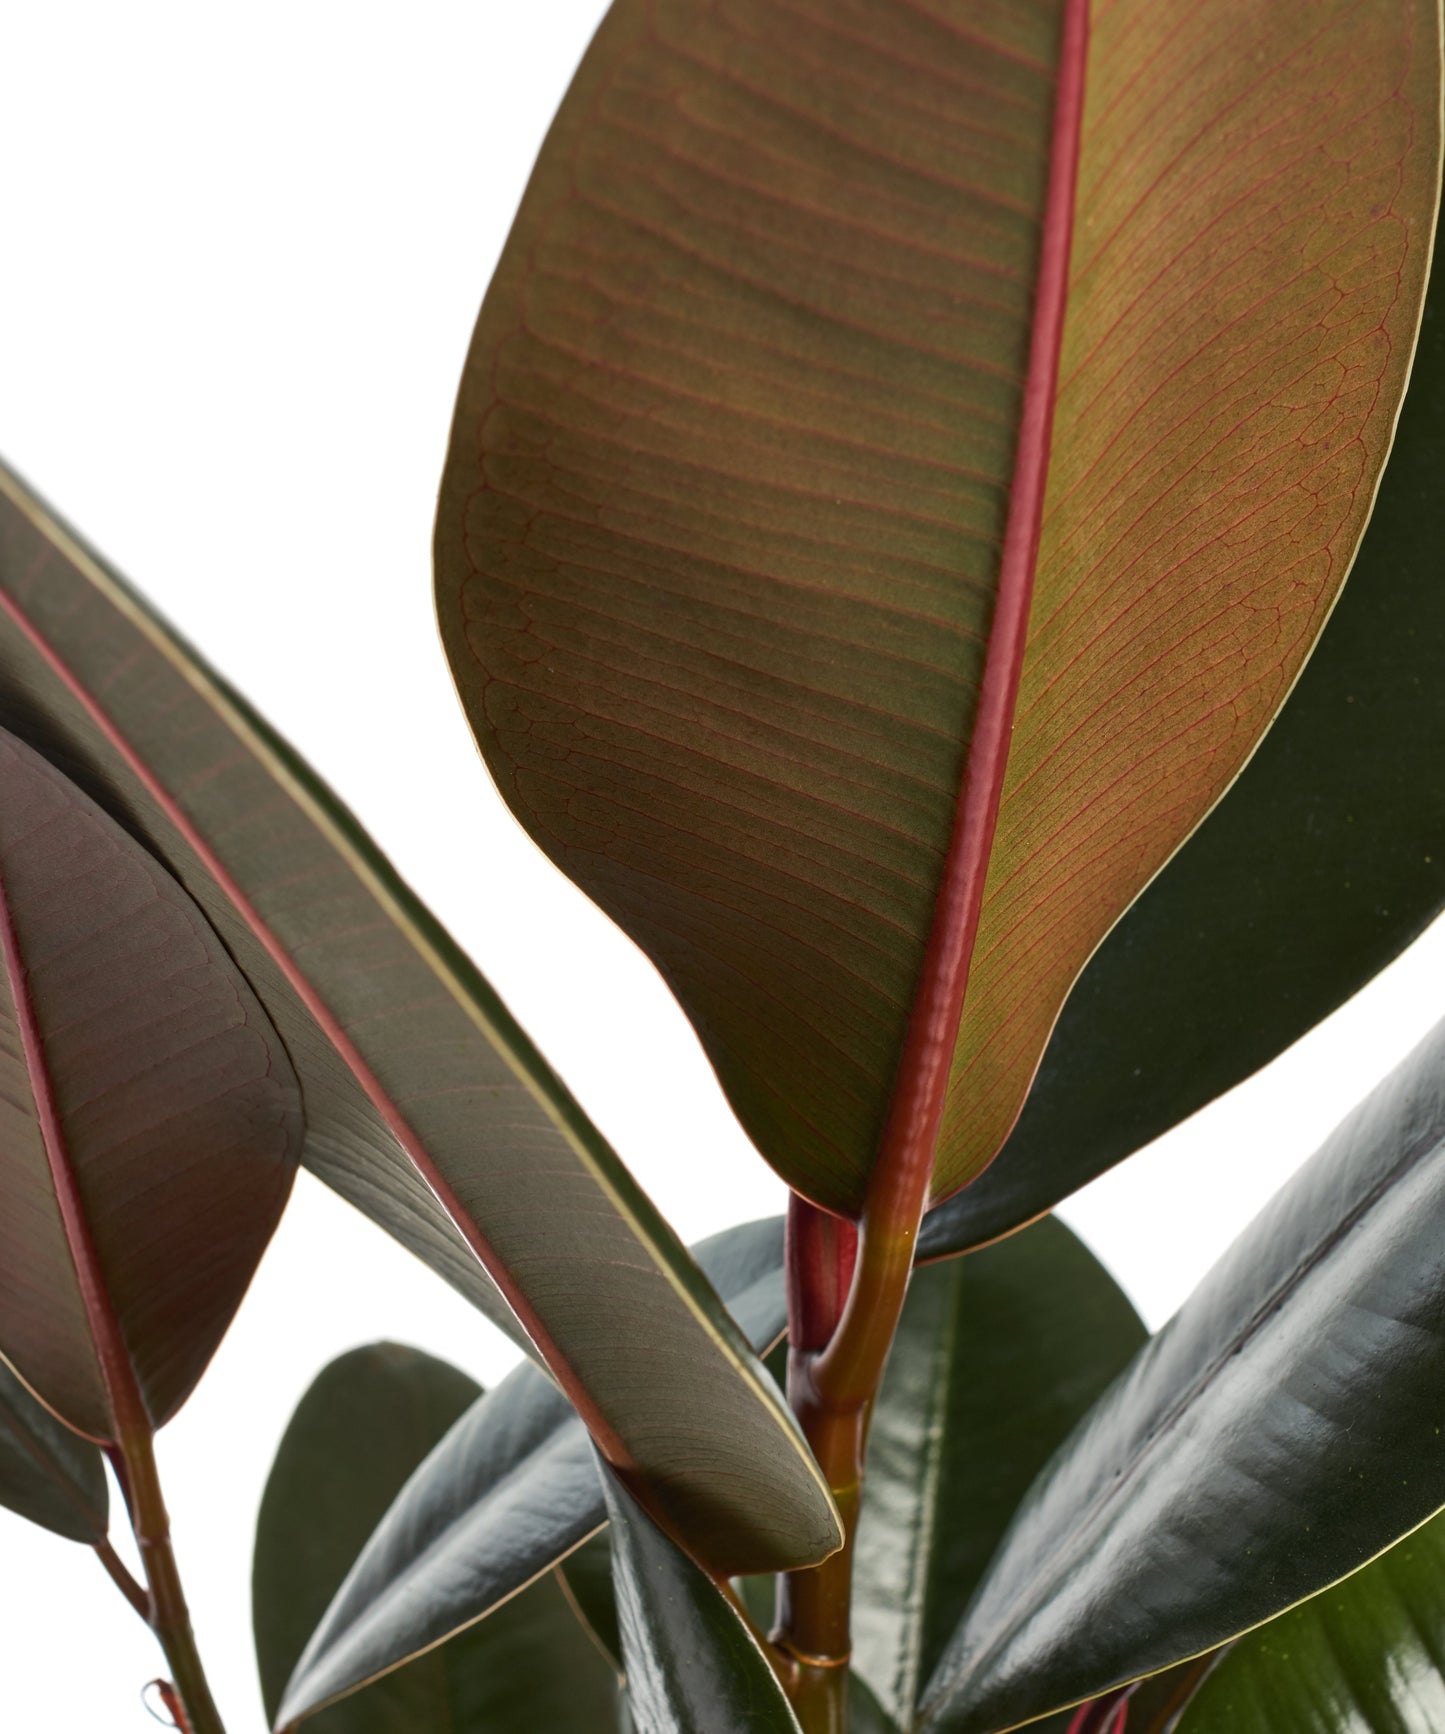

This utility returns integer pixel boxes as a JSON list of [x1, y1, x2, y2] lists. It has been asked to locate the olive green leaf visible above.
[[1176, 1509, 1445, 1734], [921, 1010, 1445, 1732]]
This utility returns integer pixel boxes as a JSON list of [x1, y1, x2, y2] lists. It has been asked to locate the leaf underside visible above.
[[0, 467, 839, 1573], [436, 0, 1440, 1216], [602, 1461, 802, 1734], [0, 728, 301, 1440], [922, 226, 1445, 1259], [274, 1218, 787, 1729]]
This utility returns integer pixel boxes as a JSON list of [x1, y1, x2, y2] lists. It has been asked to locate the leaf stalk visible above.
[[93, 1534, 150, 1623], [110, 1432, 227, 1734]]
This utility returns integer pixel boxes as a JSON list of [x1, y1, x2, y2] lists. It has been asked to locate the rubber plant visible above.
[[1, 2, 1443, 1731]]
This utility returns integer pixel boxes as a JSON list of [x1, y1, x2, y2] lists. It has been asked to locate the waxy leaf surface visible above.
[[0, 470, 838, 1572], [852, 1218, 1144, 1730], [1177, 1510, 1445, 1734], [255, 1343, 617, 1733], [602, 1464, 802, 1734], [0, 1355, 108, 1544], [275, 1219, 786, 1728], [0, 729, 300, 1440], [437, 0, 1440, 1214], [921, 1010, 1445, 1734], [923, 237, 1445, 1259]]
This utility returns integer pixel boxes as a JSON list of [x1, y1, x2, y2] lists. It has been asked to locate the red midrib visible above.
[[0, 585, 634, 1473], [866, 0, 1090, 1225], [0, 861, 149, 1448]]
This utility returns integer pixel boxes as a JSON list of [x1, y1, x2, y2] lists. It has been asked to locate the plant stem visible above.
[[93, 1535, 150, 1622], [110, 1433, 227, 1734]]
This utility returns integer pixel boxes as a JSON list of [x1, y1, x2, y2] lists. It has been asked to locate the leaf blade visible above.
[[254, 1342, 618, 1734], [0, 1356, 108, 1544], [0, 475, 839, 1572], [1176, 1511, 1445, 1734], [933, 0, 1442, 1197], [921, 1009, 1445, 1733], [436, 0, 1441, 1215], [602, 1462, 802, 1734], [275, 1218, 788, 1728], [852, 1218, 1145, 1728], [0, 728, 301, 1438], [922, 231, 1445, 1259]]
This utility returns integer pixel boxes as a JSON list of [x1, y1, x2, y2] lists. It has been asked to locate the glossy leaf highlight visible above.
[[255, 1342, 617, 1733], [1178, 1511, 1445, 1733], [922, 1009, 1445, 1733], [275, 1219, 787, 1728]]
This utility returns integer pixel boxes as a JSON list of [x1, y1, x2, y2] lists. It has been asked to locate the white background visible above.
[[2, 6, 1444, 1730]]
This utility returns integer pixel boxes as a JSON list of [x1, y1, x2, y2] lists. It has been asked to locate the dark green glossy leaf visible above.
[[276, 1219, 786, 1727], [601, 1462, 800, 1734], [0, 471, 838, 1573], [0, 728, 301, 1440], [0, 1356, 107, 1543], [921, 235, 1445, 1260], [853, 1219, 1145, 1729], [256, 1342, 617, 1733], [921, 1011, 1445, 1733], [1177, 1511, 1445, 1733], [848, 1675, 899, 1734], [255, 1344, 481, 1724]]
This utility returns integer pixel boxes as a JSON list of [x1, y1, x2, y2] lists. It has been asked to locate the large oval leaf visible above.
[[255, 1342, 617, 1733], [602, 1462, 801, 1734], [852, 1218, 1144, 1730], [0, 470, 838, 1573], [1176, 1509, 1445, 1734], [435, 0, 1440, 1215], [920, 1009, 1445, 1734], [0, 1355, 108, 1544], [275, 1218, 787, 1728], [0, 727, 300, 1439], [923, 234, 1445, 1258]]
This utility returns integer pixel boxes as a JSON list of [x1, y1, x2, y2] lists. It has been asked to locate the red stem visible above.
[[0, 871, 226, 1734], [775, 1, 1090, 1722], [786, 1197, 858, 1354]]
